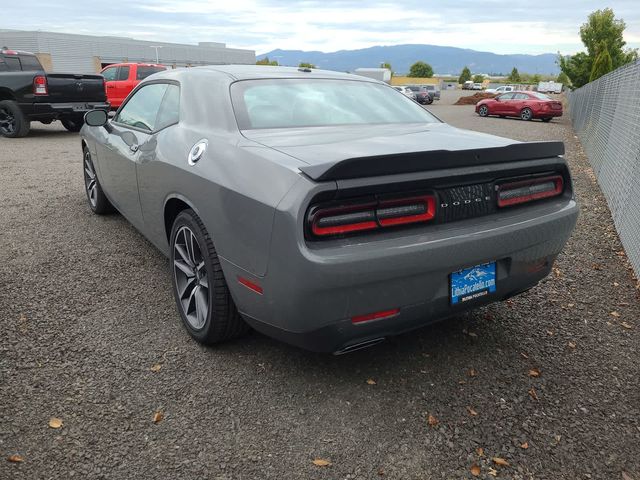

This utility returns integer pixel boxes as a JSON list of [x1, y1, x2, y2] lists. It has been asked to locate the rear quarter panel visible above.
[[135, 72, 305, 277]]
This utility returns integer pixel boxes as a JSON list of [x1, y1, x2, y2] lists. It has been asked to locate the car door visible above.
[[112, 65, 131, 106], [99, 82, 170, 227], [493, 93, 513, 115], [102, 66, 119, 104], [512, 93, 529, 115]]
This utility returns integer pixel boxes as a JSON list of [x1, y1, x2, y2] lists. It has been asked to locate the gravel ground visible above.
[[1, 95, 639, 480]]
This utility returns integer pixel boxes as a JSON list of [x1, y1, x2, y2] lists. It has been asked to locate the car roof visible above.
[[103, 62, 165, 68], [171, 64, 377, 82]]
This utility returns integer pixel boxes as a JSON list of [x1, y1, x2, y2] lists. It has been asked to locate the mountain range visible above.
[[258, 44, 560, 76]]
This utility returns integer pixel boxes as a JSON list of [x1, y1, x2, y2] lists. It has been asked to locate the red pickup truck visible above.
[[100, 63, 166, 108]]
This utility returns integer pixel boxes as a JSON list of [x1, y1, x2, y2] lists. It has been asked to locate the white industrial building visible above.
[[0, 29, 255, 73]]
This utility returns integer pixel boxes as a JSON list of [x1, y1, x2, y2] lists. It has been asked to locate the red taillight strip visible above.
[[309, 195, 436, 238], [310, 202, 378, 236], [378, 195, 436, 227], [352, 308, 400, 324], [497, 175, 564, 207], [238, 276, 263, 295]]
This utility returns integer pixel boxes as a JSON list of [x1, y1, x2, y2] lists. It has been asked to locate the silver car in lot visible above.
[[393, 85, 417, 101], [80, 65, 578, 353]]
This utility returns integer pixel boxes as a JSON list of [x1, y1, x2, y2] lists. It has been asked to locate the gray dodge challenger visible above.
[[80, 65, 578, 353]]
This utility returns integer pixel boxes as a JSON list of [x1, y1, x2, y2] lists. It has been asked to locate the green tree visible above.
[[408, 61, 434, 78], [256, 57, 278, 66], [298, 62, 315, 69], [472, 74, 484, 83], [458, 66, 472, 84], [559, 8, 638, 88], [590, 41, 614, 82], [507, 67, 521, 83], [531, 74, 541, 84], [556, 71, 570, 86]]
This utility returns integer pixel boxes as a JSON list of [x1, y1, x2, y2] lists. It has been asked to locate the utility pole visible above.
[[150, 45, 163, 64]]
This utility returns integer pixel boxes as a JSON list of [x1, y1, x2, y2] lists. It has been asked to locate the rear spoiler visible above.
[[299, 141, 565, 182]]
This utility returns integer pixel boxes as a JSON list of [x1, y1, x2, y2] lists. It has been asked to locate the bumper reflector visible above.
[[238, 276, 263, 295], [352, 308, 400, 324]]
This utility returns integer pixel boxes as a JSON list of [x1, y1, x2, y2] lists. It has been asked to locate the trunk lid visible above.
[[242, 123, 564, 181]]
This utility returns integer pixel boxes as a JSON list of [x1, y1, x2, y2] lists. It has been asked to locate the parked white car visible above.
[[485, 85, 517, 94], [393, 86, 417, 100]]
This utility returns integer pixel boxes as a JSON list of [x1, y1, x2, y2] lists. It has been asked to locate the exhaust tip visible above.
[[333, 337, 386, 355]]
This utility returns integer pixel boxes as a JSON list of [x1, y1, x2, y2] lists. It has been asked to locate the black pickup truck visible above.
[[0, 48, 109, 138]]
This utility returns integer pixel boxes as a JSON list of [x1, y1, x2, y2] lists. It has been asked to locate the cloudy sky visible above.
[[3, 0, 639, 55]]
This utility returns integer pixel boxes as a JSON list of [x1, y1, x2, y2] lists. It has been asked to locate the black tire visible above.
[[426, 95, 433, 105], [542, 117, 552, 123], [61, 117, 83, 132], [520, 107, 533, 121], [0, 100, 30, 138], [170, 209, 249, 345], [478, 105, 489, 117], [83, 146, 114, 214]]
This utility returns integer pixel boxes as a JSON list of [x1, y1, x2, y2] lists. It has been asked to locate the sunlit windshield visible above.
[[231, 79, 439, 129]]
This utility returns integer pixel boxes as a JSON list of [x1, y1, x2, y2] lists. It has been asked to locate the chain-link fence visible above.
[[568, 60, 640, 278]]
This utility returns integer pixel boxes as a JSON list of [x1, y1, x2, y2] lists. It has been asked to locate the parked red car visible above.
[[475, 91, 563, 122], [100, 63, 167, 108]]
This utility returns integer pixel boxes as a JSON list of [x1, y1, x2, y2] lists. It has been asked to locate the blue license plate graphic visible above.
[[450, 263, 496, 305]]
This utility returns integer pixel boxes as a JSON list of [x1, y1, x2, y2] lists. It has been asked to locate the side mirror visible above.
[[84, 109, 108, 127]]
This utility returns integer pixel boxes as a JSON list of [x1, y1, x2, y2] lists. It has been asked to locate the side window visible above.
[[114, 83, 168, 132], [117, 66, 130, 81], [102, 67, 118, 81], [515, 93, 529, 100], [499, 93, 514, 100], [4, 56, 21, 71], [155, 84, 180, 131]]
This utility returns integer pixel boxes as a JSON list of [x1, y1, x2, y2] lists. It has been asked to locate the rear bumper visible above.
[[224, 197, 579, 353], [19, 101, 110, 120], [535, 110, 563, 118]]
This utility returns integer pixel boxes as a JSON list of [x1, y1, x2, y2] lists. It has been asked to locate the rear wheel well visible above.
[[0, 88, 16, 102], [164, 198, 191, 242]]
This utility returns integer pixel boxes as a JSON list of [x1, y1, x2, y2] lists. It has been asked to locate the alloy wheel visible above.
[[521, 108, 532, 121], [0, 105, 16, 135], [83, 151, 98, 208], [479, 105, 488, 117], [173, 226, 209, 330]]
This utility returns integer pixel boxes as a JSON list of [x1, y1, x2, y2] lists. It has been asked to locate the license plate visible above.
[[450, 262, 496, 305]]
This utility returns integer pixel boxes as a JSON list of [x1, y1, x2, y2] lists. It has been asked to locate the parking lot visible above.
[[1, 92, 639, 480]]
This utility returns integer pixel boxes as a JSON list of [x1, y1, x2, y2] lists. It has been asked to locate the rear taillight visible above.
[[497, 175, 563, 207], [33, 75, 48, 95], [309, 194, 436, 238]]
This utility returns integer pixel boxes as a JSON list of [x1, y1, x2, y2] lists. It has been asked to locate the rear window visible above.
[[530, 92, 552, 100], [18, 55, 42, 71], [137, 66, 166, 80], [231, 79, 439, 130]]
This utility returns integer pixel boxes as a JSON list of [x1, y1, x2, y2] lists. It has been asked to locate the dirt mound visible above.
[[455, 92, 496, 105]]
